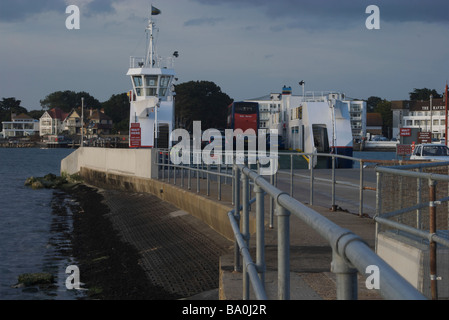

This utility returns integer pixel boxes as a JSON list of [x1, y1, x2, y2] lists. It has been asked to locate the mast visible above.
[[145, 15, 155, 67]]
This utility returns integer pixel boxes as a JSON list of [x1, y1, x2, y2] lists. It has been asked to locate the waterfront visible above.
[[0, 147, 84, 300], [0, 147, 396, 300]]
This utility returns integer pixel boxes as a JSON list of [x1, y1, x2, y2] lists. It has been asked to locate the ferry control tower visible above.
[[126, 7, 177, 148]]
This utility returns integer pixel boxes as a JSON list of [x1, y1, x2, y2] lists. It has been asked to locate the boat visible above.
[[126, 7, 177, 149], [267, 87, 354, 168]]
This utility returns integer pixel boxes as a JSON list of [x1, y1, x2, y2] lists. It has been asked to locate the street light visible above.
[[430, 94, 433, 139], [299, 81, 305, 98], [81, 97, 84, 147]]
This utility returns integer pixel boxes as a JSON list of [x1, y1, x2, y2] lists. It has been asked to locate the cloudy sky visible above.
[[1, 0, 448, 110]]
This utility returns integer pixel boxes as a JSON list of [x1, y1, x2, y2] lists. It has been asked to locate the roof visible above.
[[366, 113, 383, 126], [47, 108, 69, 121], [88, 109, 112, 121], [12, 113, 34, 120]]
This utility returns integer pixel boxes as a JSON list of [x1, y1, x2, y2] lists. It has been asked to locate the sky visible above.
[[1, 0, 448, 110]]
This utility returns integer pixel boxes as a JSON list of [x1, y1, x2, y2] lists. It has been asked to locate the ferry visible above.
[[126, 7, 177, 149], [267, 87, 355, 168]]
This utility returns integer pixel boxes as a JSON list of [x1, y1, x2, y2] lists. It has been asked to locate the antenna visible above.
[[145, 15, 155, 67]]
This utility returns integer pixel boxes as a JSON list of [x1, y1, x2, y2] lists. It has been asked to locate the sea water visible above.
[[0, 147, 86, 300]]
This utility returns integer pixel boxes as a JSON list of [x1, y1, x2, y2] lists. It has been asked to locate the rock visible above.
[[31, 180, 44, 189], [43, 173, 57, 181], [26, 174, 70, 190], [17, 272, 55, 286], [24, 176, 37, 186]]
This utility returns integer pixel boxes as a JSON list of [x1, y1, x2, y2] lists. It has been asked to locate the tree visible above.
[[374, 99, 392, 138], [101, 93, 130, 134], [0, 97, 28, 130], [40, 90, 100, 112], [174, 81, 233, 132], [409, 88, 441, 101], [366, 96, 382, 113]]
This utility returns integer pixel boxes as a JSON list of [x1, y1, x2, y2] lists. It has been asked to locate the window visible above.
[[133, 76, 143, 96], [159, 76, 170, 96], [145, 76, 158, 96]]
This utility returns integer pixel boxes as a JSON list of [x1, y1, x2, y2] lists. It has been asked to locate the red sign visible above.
[[397, 144, 412, 156], [400, 128, 411, 136], [418, 132, 431, 144], [130, 123, 141, 148]]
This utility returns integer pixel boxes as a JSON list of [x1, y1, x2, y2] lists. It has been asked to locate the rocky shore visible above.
[[60, 182, 233, 300], [63, 183, 181, 299]]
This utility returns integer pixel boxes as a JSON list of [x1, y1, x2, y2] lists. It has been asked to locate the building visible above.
[[392, 98, 446, 140], [86, 108, 113, 137], [244, 93, 281, 133], [63, 109, 82, 135], [245, 88, 366, 141], [39, 108, 69, 136], [366, 113, 383, 138], [1, 113, 39, 138]]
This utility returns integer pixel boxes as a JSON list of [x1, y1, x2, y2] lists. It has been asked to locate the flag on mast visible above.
[[151, 6, 161, 15]]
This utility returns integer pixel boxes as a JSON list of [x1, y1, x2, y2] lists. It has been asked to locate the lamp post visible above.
[[430, 94, 433, 140], [81, 97, 84, 147], [299, 81, 305, 99]]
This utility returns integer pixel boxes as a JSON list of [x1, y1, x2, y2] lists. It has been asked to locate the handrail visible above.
[[231, 163, 426, 300], [375, 161, 449, 300]]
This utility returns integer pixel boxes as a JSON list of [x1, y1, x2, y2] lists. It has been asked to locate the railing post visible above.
[[310, 154, 314, 206], [196, 162, 200, 194], [206, 164, 210, 196], [242, 171, 250, 299], [234, 165, 241, 272], [331, 251, 358, 300], [429, 179, 438, 300], [331, 155, 337, 211], [290, 154, 294, 197], [359, 160, 364, 217], [276, 203, 290, 300], [269, 173, 275, 229], [218, 163, 222, 201], [254, 184, 265, 288], [188, 164, 191, 190]]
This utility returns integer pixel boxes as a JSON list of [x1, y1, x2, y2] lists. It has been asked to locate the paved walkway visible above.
[[158, 167, 383, 300]]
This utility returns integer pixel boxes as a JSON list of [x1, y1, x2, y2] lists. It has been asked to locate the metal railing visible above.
[[154, 149, 427, 299], [228, 163, 425, 300], [156, 150, 374, 217], [375, 161, 449, 300]]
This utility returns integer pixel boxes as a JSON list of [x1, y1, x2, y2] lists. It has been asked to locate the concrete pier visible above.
[[61, 147, 382, 300]]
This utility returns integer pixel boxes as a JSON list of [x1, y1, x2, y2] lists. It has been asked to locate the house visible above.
[[366, 113, 383, 139], [86, 108, 113, 137], [39, 108, 69, 136], [63, 109, 82, 135], [1, 113, 39, 138]]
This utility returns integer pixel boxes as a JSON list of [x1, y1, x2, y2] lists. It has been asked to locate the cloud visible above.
[[191, 0, 449, 28], [0, 0, 121, 22], [184, 17, 224, 27], [0, 0, 66, 22]]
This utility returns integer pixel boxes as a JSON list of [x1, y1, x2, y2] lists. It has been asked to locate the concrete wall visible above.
[[60, 147, 239, 241], [377, 231, 449, 299], [61, 147, 158, 179]]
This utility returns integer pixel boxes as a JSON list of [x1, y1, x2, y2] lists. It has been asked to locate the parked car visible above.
[[410, 144, 449, 161]]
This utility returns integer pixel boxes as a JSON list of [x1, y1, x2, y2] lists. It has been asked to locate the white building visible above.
[[245, 88, 366, 141], [1, 113, 39, 138], [392, 98, 446, 141], [39, 108, 68, 136]]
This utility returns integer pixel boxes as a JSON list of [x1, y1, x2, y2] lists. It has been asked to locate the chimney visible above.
[[100, 108, 105, 114], [89, 108, 93, 117]]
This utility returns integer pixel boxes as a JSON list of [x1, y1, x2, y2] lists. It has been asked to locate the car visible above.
[[410, 144, 449, 162]]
